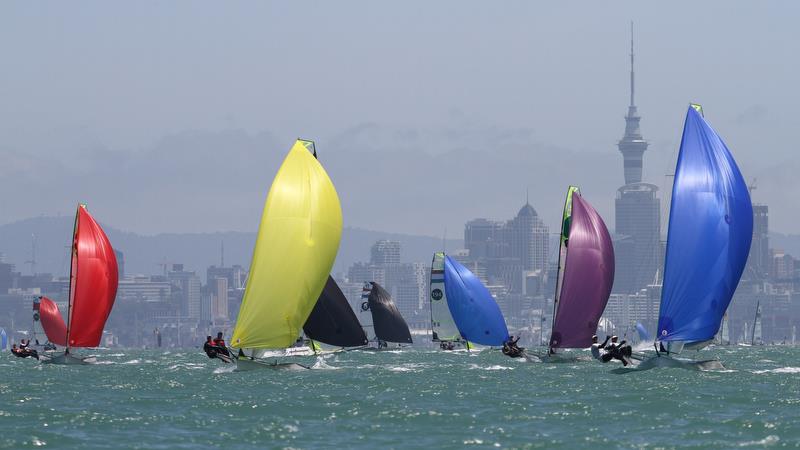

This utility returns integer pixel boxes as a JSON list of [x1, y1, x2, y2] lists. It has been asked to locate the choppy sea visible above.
[[1, 345, 797, 449]]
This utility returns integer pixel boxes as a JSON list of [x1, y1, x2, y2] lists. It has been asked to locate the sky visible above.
[[1, 2, 799, 236]]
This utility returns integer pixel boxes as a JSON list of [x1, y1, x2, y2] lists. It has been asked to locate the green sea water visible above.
[[1, 346, 797, 449]]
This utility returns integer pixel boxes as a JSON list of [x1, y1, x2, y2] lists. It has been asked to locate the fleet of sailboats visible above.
[[6, 104, 769, 373]]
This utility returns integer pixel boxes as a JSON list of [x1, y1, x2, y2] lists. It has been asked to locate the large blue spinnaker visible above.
[[657, 106, 753, 343], [443, 256, 509, 346]]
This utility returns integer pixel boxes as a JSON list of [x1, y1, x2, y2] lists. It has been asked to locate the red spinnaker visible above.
[[67, 205, 119, 348], [39, 296, 67, 346]]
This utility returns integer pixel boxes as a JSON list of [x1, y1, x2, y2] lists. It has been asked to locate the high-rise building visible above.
[[370, 240, 401, 265], [465, 219, 506, 259], [348, 262, 385, 286], [167, 264, 201, 318], [462, 201, 549, 294], [747, 204, 770, 280], [212, 277, 228, 320], [114, 250, 125, 279], [613, 25, 662, 294], [508, 202, 549, 273]]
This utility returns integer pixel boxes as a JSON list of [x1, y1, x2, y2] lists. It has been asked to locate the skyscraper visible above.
[[747, 203, 770, 280], [463, 201, 549, 293], [613, 24, 662, 293], [370, 240, 401, 265]]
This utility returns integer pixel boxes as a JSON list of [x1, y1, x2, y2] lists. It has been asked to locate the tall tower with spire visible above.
[[618, 22, 649, 185], [613, 22, 661, 296]]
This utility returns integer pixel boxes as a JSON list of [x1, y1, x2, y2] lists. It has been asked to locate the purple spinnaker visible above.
[[549, 193, 615, 349]]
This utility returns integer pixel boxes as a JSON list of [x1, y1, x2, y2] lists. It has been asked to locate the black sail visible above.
[[303, 276, 368, 347], [367, 282, 413, 344]]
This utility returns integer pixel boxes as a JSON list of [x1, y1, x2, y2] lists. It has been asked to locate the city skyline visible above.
[[2, 3, 800, 238]]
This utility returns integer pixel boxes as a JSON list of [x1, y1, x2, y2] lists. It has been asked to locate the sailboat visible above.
[[41, 204, 119, 365], [429, 253, 510, 352], [303, 276, 369, 349], [621, 104, 752, 372], [359, 282, 413, 349], [750, 300, 763, 346], [531, 186, 615, 362], [0, 328, 6, 351], [230, 139, 342, 371], [716, 313, 730, 346]]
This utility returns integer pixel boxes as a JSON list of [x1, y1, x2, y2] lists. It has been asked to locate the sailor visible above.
[[213, 332, 230, 357], [11, 343, 25, 358], [590, 335, 610, 360], [203, 336, 218, 359], [607, 336, 631, 366], [503, 336, 523, 358]]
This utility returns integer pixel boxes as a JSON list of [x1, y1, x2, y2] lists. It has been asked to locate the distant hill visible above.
[[0, 216, 462, 281]]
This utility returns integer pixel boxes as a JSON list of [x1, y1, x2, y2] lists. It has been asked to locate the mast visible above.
[[64, 204, 81, 353], [549, 186, 578, 349]]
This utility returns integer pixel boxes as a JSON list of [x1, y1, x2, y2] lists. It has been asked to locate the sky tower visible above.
[[618, 22, 649, 185]]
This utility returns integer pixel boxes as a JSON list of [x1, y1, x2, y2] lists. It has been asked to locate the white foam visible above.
[[212, 365, 236, 374], [753, 367, 800, 374], [738, 435, 780, 447]]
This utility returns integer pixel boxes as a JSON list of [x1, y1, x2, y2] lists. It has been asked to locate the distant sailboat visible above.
[[303, 276, 368, 349], [751, 301, 763, 346], [716, 313, 730, 346], [430, 253, 468, 350], [359, 282, 413, 349], [533, 186, 614, 361], [230, 139, 342, 370], [41, 204, 119, 365], [624, 105, 752, 372], [430, 253, 510, 352], [0, 328, 6, 351]]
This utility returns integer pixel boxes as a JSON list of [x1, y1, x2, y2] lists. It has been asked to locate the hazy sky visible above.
[[2, 2, 799, 236]]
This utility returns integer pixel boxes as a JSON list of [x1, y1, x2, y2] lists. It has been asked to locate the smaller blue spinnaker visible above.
[[657, 106, 753, 343], [635, 322, 650, 342], [443, 256, 510, 346], [0, 328, 7, 350]]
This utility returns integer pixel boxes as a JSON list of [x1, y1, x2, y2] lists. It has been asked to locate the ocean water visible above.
[[0, 346, 797, 449]]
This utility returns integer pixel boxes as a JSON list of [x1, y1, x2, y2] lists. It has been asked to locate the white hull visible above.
[[525, 349, 583, 363], [611, 355, 724, 374], [234, 357, 311, 371], [41, 352, 95, 365]]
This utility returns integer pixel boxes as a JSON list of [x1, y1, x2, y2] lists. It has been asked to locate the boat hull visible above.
[[234, 357, 311, 371], [611, 355, 724, 374], [525, 349, 584, 363], [41, 352, 95, 365]]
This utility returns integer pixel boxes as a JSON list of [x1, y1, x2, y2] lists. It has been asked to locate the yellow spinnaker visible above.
[[231, 139, 342, 349]]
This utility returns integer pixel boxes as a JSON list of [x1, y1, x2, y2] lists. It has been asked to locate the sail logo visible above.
[[431, 289, 443, 301]]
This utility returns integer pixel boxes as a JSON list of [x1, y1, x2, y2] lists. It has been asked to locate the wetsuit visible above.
[[213, 339, 230, 357], [591, 337, 611, 360], [203, 341, 219, 359]]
